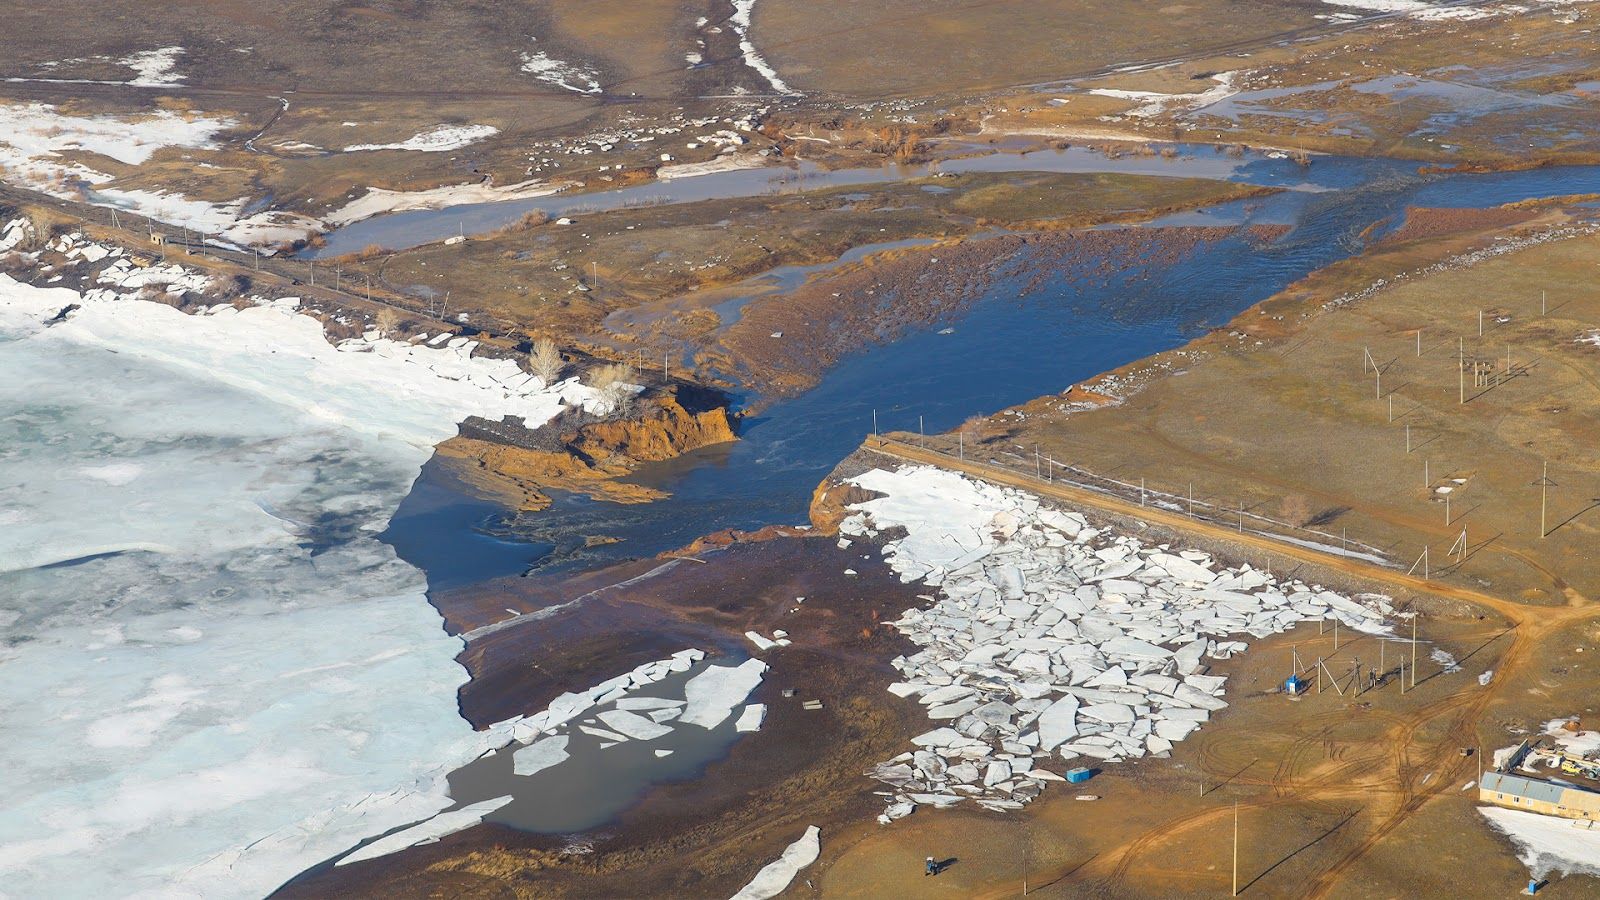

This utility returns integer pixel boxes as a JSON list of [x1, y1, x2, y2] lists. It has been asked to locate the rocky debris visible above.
[[839, 465, 1391, 823]]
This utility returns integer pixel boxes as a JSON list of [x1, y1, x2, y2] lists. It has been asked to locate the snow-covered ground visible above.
[[0, 100, 325, 246], [345, 124, 499, 153], [520, 42, 603, 94], [324, 178, 570, 227], [730, 1, 796, 94], [1090, 72, 1238, 119], [837, 465, 1391, 821], [0, 236, 624, 897], [7, 46, 187, 88], [1480, 807, 1600, 880]]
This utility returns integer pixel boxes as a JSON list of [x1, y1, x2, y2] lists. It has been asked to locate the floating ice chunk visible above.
[[337, 797, 512, 866], [597, 710, 674, 741], [729, 826, 821, 900], [680, 659, 767, 729], [613, 697, 686, 711], [513, 735, 571, 776]]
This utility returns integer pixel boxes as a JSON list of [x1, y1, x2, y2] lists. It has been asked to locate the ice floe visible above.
[[0, 262, 634, 898], [729, 825, 821, 900], [840, 465, 1390, 821]]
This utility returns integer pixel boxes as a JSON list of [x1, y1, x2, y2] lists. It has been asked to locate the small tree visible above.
[[530, 338, 565, 384], [588, 362, 636, 417]]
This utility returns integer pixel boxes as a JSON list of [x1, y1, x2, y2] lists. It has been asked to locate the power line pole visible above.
[[1459, 337, 1465, 404], [1534, 462, 1555, 538], [1411, 609, 1418, 689], [1232, 801, 1240, 898]]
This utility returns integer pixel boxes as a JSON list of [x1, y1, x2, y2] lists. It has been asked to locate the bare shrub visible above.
[[529, 338, 565, 384], [588, 362, 637, 416], [354, 243, 388, 261], [374, 308, 402, 337], [494, 210, 549, 236]]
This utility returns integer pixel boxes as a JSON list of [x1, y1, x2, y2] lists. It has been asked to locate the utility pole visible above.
[[1542, 290, 1547, 315], [1232, 801, 1240, 898], [1140, 477, 1146, 505], [1534, 462, 1555, 538], [1416, 328, 1421, 357], [1411, 609, 1418, 689], [959, 431, 964, 461], [872, 409, 878, 436], [1459, 337, 1465, 404]]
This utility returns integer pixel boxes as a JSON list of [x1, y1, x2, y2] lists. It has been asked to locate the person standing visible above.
[[926, 856, 938, 876]]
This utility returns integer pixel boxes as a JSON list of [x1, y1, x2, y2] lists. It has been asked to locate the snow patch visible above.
[[345, 125, 499, 153]]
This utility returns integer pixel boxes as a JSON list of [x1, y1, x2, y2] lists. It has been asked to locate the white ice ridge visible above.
[[520, 41, 603, 94], [345, 124, 500, 153], [0, 261, 617, 899], [839, 465, 1391, 821], [730, 1, 796, 94], [337, 797, 514, 867], [729, 826, 821, 900]]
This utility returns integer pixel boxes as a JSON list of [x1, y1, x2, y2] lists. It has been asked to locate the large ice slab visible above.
[[729, 826, 821, 900], [681, 659, 768, 729]]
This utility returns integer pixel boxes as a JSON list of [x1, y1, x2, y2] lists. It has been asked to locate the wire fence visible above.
[[877, 432, 1402, 571]]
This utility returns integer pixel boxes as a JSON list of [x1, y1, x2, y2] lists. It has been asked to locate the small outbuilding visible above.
[[1479, 770, 1600, 821]]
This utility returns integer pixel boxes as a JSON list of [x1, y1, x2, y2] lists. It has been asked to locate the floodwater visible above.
[[445, 661, 746, 834], [309, 144, 1338, 257], [377, 151, 1600, 839]]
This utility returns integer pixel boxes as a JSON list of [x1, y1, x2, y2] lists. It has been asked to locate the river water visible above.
[[386, 154, 1600, 581]]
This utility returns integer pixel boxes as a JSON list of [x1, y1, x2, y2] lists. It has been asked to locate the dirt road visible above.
[[855, 433, 1598, 897]]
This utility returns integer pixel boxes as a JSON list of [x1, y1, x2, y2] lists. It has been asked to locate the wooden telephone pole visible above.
[[1533, 462, 1556, 538]]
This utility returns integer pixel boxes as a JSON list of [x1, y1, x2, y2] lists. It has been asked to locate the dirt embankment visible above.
[[437, 385, 738, 510]]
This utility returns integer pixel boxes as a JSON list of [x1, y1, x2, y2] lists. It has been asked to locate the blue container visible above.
[[1285, 675, 1305, 695], [1066, 767, 1094, 784]]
